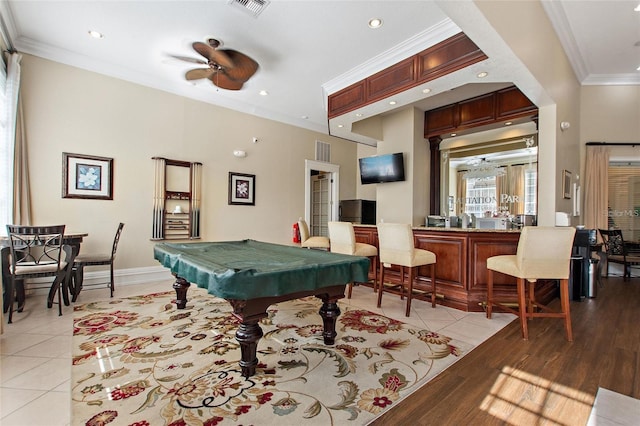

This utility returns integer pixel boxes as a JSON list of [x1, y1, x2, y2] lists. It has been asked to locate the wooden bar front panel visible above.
[[353, 225, 522, 311]]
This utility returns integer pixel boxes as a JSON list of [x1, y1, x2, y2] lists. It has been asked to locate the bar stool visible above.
[[328, 221, 378, 297], [298, 219, 330, 250], [486, 226, 576, 341], [377, 223, 436, 317]]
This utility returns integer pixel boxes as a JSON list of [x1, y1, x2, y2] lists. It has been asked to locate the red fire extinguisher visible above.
[[292, 222, 301, 243]]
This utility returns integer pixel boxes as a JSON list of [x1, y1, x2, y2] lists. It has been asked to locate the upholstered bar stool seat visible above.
[[486, 226, 576, 341], [298, 219, 330, 250], [328, 221, 378, 297], [377, 223, 436, 317]]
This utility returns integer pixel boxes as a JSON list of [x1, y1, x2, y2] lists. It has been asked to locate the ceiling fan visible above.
[[171, 38, 259, 90]]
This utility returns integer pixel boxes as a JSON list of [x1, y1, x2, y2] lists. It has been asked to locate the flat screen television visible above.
[[359, 152, 405, 184]]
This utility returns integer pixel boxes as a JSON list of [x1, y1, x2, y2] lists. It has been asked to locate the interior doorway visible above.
[[304, 160, 339, 237], [310, 173, 330, 236]]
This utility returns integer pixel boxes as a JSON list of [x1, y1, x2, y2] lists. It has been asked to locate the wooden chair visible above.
[[71, 223, 124, 300], [5, 225, 71, 322], [598, 228, 640, 281], [377, 223, 436, 317], [298, 219, 330, 250], [486, 226, 576, 341], [328, 221, 378, 298]]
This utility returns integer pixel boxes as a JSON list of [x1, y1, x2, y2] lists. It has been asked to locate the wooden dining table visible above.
[[1, 232, 88, 316]]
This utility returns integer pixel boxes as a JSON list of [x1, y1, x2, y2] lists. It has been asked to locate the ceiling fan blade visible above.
[[192, 41, 235, 69], [168, 54, 207, 65], [185, 68, 215, 81], [209, 72, 245, 90], [221, 49, 259, 82]]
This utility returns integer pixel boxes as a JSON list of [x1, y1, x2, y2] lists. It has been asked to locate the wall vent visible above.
[[315, 140, 331, 163], [227, 0, 270, 18]]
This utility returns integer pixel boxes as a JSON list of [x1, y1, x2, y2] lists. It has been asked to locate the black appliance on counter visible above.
[[570, 228, 598, 301], [339, 199, 376, 225]]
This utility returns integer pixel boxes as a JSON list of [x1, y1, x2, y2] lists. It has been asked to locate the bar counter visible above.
[[353, 225, 556, 312]]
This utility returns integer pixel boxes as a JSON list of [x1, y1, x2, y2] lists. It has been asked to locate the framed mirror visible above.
[[441, 134, 538, 221]]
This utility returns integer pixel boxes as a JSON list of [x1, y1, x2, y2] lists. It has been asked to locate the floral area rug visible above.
[[72, 288, 474, 425]]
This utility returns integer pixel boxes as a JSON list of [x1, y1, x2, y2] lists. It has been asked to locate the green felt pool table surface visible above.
[[154, 239, 370, 300]]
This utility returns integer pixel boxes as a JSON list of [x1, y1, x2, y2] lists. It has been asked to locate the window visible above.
[[465, 177, 497, 216], [524, 168, 537, 215], [608, 163, 640, 241], [462, 166, 537, 217]]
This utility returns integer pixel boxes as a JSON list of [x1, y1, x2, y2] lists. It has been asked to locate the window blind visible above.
[[608, 163, 640, 241]]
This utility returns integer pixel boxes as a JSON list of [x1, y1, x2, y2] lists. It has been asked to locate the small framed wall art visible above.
[[228, 172, 255, 205], [62, 152, 113, 200]]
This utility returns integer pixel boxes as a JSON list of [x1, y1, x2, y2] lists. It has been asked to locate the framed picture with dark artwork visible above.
[[62, 152, 113, 200], [562, 169, 572, 199], [228, 172, 255, 205]]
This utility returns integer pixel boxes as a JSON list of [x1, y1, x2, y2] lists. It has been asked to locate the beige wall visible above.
[[19, 55, 359, 270], [376, 108, 415, 224], [580, 86, 640, 144], [353, 108, 428, 226], [475, 0, 581, 225], [355, 144, 377, 200]]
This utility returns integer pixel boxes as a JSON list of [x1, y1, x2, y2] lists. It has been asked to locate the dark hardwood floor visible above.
[[372, 276, 640, 425]]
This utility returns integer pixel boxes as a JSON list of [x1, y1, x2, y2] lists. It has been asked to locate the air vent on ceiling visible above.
[[315, 140, 331, 163], [227, 0, 270, 18]]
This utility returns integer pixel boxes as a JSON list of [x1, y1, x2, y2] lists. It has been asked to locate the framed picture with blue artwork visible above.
[[62, 152, 113, 200]]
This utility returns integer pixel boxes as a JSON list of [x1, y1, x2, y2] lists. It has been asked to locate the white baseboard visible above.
[[19, 266, 175, 296]]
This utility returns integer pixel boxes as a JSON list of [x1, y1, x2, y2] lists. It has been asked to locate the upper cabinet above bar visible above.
[[327, 33, 487, 119], [424, 86, 538, 140]]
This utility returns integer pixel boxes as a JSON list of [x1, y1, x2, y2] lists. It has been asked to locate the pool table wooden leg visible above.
[[318, 297, 341, 345], [172, 275, 190, 309], [235, 320, 264, 377]]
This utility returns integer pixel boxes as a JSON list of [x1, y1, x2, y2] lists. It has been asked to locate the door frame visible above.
[[304, 159, 339, 228]]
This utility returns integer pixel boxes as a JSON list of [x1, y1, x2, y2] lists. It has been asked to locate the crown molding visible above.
[[540, 0, 588, 83], [321, 18, 460, 100]]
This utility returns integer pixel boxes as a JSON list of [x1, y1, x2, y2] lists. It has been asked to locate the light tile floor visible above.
[[0, 281, 637, 425]]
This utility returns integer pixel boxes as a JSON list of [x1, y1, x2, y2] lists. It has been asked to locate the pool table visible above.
[[153, 239, 370, 377]]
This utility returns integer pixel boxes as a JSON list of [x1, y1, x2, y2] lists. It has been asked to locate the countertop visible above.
[[354, 224, 522, 233]]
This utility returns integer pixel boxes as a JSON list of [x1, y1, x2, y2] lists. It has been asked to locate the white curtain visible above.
[[1, 52, 21, 234]]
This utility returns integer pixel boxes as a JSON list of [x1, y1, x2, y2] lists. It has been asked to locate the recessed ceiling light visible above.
[[450, 133, 457, 137], [368, 18, 383, 29], [634, 4, 640, 11], [422, 88, 431, 94], [477, 71, 488, 78], [355, 113, 363, 117], [389, 100, 397, 105], [88, 30, 104, 39], [259, 90, 269, 96], [637, 65, 640, 71], [505, 121, 513, 126], [301, 115, 308, 119], [338, 124, 344, 128]]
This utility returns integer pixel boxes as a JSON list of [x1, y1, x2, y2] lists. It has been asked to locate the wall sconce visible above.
[[233, 150, 247, 158], [560, 121, 571, 131]]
